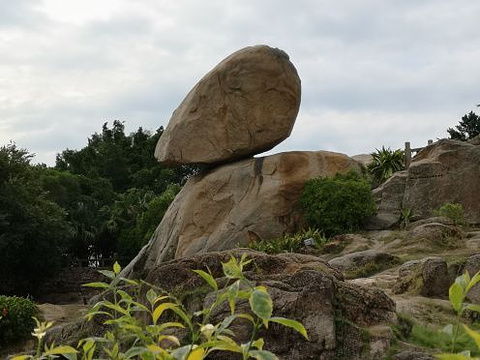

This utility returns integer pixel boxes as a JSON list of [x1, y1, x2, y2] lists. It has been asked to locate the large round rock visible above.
[[155, 45, 301, 165]]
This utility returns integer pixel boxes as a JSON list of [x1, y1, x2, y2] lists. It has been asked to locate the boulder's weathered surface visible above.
[[394, 257, 451, 298], [123, 151, 360, 279], [368, 139, 480, 229], [393, 351, 435, 360], [461, 254, 480, 303], [321, 234, 372, 256], [328, 250, 401, 279], [351, 153, 372, 167], [410, 222, 463, 242], [47, 250, 396, 359], [155, 45, 301, 165], [366, 172, 408, 229], [143, 250, 396, 360], [469, 134, 480, 145]]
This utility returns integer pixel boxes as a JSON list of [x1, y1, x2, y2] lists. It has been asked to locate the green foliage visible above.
[[400, 208, 413, 229], [367, 146, 404, 187], [110, 184, 181, 262], [55, 122, 196, 193], [448, 111, 480, 141], [15, 257, 308, 360], [50, 122, 196, 263], [39, 168, 116, 259], [435, 270, 480, 359], [434, 203, 466, 226], [300, 171, 376, 237], [0, 144, 73, 295], [0, 295, 37, 347], [408, 323, 480, 357], [247, 228, 327, 254], [2, 122, 196, 292]]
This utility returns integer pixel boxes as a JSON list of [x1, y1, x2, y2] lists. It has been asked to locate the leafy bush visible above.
[[367, 146, 404, 187], [0, 295, 37, 347], [434, 203, 466, 226], [248, 228, 327, 254], [300, 171, 376, 237], [14, 258, 307, 359]]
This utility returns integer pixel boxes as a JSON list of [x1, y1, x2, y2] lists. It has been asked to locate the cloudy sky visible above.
[[1, 0, 479, 165]]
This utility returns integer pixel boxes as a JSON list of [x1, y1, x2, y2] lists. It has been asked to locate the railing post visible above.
[[405, 142, 412, 168]]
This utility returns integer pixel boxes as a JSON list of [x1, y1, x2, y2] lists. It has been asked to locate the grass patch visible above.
[[408, 323, 480, 355], [247, 228, 328, 254], [344, 257, 402, 279]]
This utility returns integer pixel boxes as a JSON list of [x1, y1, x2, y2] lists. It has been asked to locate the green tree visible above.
[[55, 122, 197, 193], [368, 146, 404, 188], [0, 144, 72, 295], [447, 111, 480, 141], [115, 184, 181, 261], [52, 122, 197, 263], [39, 169, 116, 259]]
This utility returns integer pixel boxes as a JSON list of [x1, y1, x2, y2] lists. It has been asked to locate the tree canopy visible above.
[[0, 144, 72, 295], [447, 111, 480, 141], [1, 122, 194, 296]]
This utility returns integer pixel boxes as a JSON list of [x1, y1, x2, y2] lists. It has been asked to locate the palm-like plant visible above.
[[368, 146, 404, 187]]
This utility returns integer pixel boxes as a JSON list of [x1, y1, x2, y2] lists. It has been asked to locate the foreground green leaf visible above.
[[250, 287, 273, 324], [449, 282, 464, 312], [249, 349, 278, 360], [270, 316, 309, 340], [193, 269, 218, 291]]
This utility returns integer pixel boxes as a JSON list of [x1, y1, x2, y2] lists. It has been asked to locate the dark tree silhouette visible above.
[[447, 111, 480, 141]]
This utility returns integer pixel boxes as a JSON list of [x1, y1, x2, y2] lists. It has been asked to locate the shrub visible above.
[[434, 203, 466, 226], [367, 146, 404, 188], [0, 295, 37, 347], [248, 228, 327, 254], [14, 258, 308, 359], [300, 171, 376, 237]]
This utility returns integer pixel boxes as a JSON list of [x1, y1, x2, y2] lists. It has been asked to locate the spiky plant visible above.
[[368, 146, 404, 187]]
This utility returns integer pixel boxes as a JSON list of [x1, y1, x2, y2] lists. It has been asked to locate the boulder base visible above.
[[123, 151, 360, 279], [143, 250, 396, 360]]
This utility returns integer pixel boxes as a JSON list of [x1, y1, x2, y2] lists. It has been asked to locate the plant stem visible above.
[[36, 338, 41, 358], [243, 319, 261, 360], [451, 310, 462, 352]]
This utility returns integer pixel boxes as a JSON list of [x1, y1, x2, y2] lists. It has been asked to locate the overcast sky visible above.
[[1, 0, 479, 165]]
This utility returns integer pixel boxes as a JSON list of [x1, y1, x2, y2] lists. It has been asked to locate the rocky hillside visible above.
[[11, 45, 480, 359]]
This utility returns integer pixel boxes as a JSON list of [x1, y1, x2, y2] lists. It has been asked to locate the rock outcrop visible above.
[[155, 45, 301, 166], [328, 250, 400, 279], [394, 257, 451, 298], [123, 151, 360, 279], [368, 139, 480, 229], [461, 254, 480, 303], [142, 250, 396, 360]]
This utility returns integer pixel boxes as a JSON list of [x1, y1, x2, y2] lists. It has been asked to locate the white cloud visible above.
[[1, 0, 479, 165]]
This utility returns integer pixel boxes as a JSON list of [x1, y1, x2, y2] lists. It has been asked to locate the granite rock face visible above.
[[394, 256, 451, 298], [368, 139, 480, 229], [142, 250, 396, 360], [123, 151, 360, 279], [155, 45, 301, 165]]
